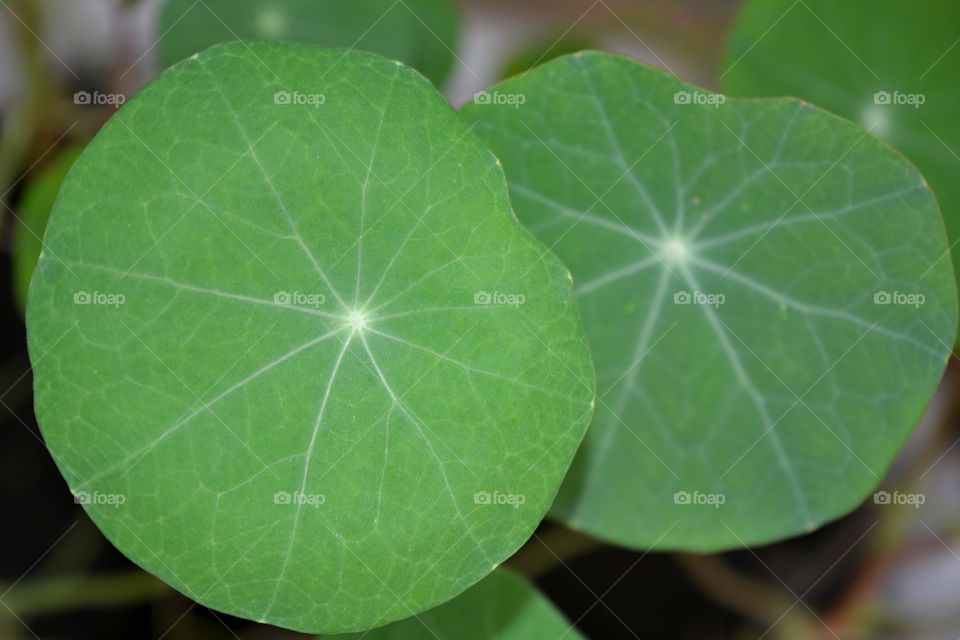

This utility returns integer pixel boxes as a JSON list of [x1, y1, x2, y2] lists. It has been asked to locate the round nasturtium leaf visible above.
[[723, 0, 960, 291], [12, 145, 83, 312], [27, 43, 594, 633], [335, 568, 585, 640], [156, 0, 459, 87], [461, 51, 957, 550]]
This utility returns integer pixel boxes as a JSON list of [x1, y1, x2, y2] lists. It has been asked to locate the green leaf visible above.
[[333, 568, 585, 640], [27, 43, 594, 633], [156, 0, 459, 86], [12, 145, 83, 312], [722, 0, 960, 290], [461, 51, 957, 550]]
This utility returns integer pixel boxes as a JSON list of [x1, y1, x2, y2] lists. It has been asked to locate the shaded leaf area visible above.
[[463, 51, 957, 550]]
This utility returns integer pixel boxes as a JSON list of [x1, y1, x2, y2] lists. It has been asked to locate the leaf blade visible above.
[[28, 43, 594, 632], [462, 51, 957, 550]]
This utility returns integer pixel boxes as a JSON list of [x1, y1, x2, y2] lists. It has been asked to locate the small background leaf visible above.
[[332, 568, 586, 640], [11, 145, 82, 312], [156, 0, 460, 86]]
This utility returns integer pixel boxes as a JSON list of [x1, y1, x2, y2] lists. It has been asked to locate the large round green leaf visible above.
[[462, 51, 957, 550], [334, 568, 585, 639], [156, 0, 459, 86], [723, 0, 960, 290], [27, 43, 594, 632]]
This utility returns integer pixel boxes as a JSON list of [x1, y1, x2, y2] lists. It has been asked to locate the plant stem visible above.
[[674, 553, 823, 639], [1, 572, 168, 618], [507, 525, 605, 577]]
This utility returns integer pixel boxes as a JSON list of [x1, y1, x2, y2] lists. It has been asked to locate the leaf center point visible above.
[[347, 310, 369, 332], [660, 237, 690, 265]]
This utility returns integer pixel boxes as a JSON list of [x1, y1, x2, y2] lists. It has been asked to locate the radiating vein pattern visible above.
[[26, 44, 594, 633], [462, 51, 957, 550]]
